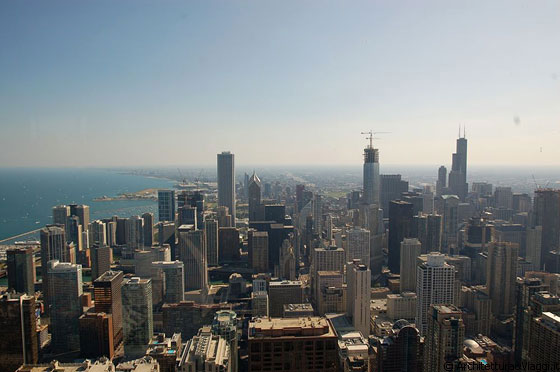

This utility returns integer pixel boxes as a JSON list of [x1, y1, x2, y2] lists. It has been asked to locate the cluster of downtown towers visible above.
[[3, 134, 560, 372]]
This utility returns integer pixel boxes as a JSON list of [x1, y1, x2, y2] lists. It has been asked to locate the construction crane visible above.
[[177, 168, 187, 185], [194, 169, 204, 190], [361, 130, 391, 148]]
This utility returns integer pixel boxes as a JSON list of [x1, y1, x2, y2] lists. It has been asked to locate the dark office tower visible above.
[[91, 244, 113, 281], [448, 132, 468, 201], [0, 293, 39, 371], [122, 277, 153, 359], [376, 321, 423, 372], [296, 184, 305, 212], [188, 190, 205, 228], [158, 221, 177, 258], [41, 225, 71, 309], [205, 219, 219, 266], [142, 212, 154, 247], [48, 260, 83, 353], [178, 206, 197, 228], [265, 204, 286, 224], [248, 172, 262, 221], [217, 151, 236, 226], [348, 190, 362, 210], [380, 175, 409, 216], [158, 189, 176, 222], [423, 305, 464, 372], [178, 230, 208, 291], [219, 227, 240, 263], [67, 215, 83, 251], [69, 204, 90, 233], [244, 172, 250, 197], [94, 270, 124, 346], [52, 204, 70, 227], [217, 206, 232, 228], [79, 312, 114, 359], [388, 200, 413, 274], [486, 242, 518, 318], [533, 189, 560, 268], [248, 230, 269, 273], [7, 247, 34, 294], [362, 138, 380, 206], [513, 277, 548, 364], [425, 214, 443, 253], [436, 166, 447, 196]]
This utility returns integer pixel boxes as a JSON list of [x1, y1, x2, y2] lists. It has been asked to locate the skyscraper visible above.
[[158, 189, 176, 222], [346, 227, 370, 269], [69, 204, 90, 231], [346, 260, 371, 337], [0, 293, 39, 371], [41, 225, 73, 310], [217, 151, 236, 226], [400, 238, 422, 292], [179, 229, 208, 291], [448, 132, 468, 201], [7, 247, 35, 294], [249, 230, 269, 273], [125, 215, 144, 250], [248, 171, 262, 221], [423, 304, 465, 372], [436, 166, 447, 196], [486, 241, 518, 318], [52, 204, 70, 227], [388, 200, 414, 274], [533, 189, 560, 269], [47, 260, 83, 353], [79, 312, 114, 359], [91, 244, 113, 281], [90, 219, 107, 246], [205, 219, 219, 266], [416, 253, 456, 335], [313, 193, 323, 234], [528, 312, 560, 367], [94, 270, 124, 346], [362, 137, 380, 206], [122, 277, 153, 359], [142, 212, 154, 247], [380, 175, 409, 216], [152, 261, 185, 303]]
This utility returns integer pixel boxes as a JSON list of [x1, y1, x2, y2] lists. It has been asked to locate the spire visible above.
[[463, 125, 466, 139]]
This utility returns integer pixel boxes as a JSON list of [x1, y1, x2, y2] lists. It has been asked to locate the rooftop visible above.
[[249, 317, 335, 339]]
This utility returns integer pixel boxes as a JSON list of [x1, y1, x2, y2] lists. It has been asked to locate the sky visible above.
[[1, 1, 559, 167]]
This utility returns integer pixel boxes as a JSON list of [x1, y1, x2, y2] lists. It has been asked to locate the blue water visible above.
[[0, 168, 175, 240]]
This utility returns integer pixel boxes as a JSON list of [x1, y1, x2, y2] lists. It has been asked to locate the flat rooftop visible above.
[[249, 317, 335, 339]]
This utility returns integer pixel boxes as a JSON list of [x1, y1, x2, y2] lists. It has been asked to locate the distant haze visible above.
[[1, 1, 559, 167]]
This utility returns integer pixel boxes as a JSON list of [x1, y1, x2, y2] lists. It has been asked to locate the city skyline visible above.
[[1, 1, 559, 167]]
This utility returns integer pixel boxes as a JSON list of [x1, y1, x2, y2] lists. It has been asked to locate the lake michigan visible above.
[[0, 168, 175, 241]]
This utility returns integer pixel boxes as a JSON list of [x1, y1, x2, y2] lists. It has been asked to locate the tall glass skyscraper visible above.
[[217, 151, 236, 226]]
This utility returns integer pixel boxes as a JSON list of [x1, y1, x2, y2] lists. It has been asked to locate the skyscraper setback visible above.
[[448, 130, 468, 200], [217, 151, 236, 226]]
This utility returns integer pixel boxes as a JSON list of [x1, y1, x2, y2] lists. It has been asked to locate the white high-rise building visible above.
[[346, 228, 370, 269], [346, 260, 371, 337], [217, 151, 236, 226], [400, 238, 422, 292], [122, 277, 153, 359], [416, 252, 456, 335]]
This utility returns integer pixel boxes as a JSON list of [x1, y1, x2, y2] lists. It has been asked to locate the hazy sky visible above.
[[1, 1, 559, 167]]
